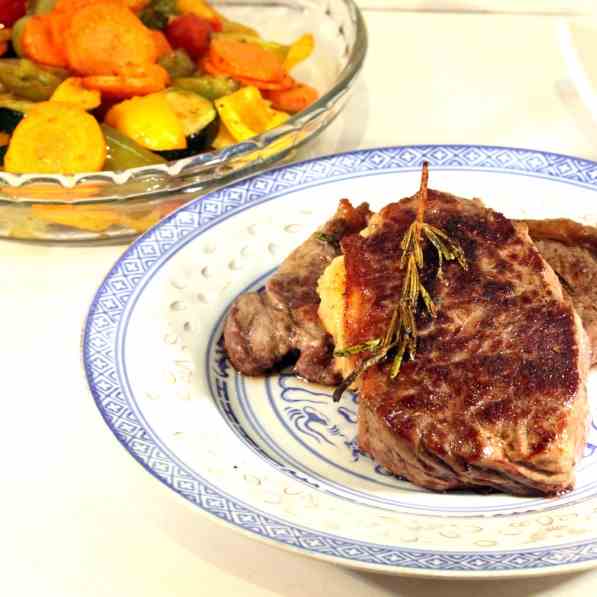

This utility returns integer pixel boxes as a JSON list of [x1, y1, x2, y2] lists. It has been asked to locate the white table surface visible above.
[[3, 6, 597, 596]]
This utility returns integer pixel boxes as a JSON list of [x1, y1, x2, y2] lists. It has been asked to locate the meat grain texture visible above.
[[330, 192, 591, 495], [523, 218, 597, 366], [223, 200, 370, 385]]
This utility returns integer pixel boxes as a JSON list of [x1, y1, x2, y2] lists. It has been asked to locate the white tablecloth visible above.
[[3, 6, 597, 596]]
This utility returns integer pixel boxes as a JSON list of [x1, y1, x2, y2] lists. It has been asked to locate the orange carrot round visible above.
[[264, 83, 319, 113], [151, 29, 173, 60], [82, 64, 169, 98], [64, 2, 158, 76], [21, 15, 68, 67], [209, 38, 285, 82], [233, 73, 295, 91]]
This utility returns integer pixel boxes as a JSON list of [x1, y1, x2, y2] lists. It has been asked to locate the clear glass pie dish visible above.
[[0, 0, 367, 241]]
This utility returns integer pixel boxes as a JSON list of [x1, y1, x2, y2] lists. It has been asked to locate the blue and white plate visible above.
[[84, 145, 597, 578]]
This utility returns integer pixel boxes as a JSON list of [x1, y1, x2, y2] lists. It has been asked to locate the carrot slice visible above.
[[21, 15, 68, 68], [264, 83, 319, 113], [4, 101, 106, 174], [201, 55, 294, 90], [209, 38, 285, 82], [200, 55, 230, 77], [151, 29, 172, 59], [48, 11, 70, 62], [233, 73, 295, 91], [64, 2, 158, 76], [82, 63, 169, 98]]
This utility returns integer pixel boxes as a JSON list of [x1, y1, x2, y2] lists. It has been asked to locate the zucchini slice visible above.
[[159, 88, 217, 160], [0, 95, 35, 133]]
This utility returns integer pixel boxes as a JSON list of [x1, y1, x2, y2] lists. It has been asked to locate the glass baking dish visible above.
[[0, 0, 367, 240]]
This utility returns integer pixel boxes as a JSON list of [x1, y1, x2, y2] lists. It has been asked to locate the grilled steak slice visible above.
[[328, 191, 590, 496], [522, 218, 597, 366], [223, 199, 370, 385]]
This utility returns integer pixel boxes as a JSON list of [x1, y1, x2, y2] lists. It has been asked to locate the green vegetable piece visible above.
[[139, 0, 178, 29], [30, 0, 57, 14], [158, 49, 195, 79], [11, 17, 30, 58], [173, 76, 240, 101], [102, 125, 168, 171], [0, 59, 68, 101]]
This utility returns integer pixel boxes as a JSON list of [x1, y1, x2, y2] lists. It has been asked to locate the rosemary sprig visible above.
[[332, 161, 469, 402], [334, 338, 382, 357], [316, 232, 341, 251]]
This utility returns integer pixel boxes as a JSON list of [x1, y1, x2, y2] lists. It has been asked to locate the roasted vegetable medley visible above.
[[0, 0, 319, 174]]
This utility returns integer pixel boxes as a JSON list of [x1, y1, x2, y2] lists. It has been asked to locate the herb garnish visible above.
[[316, 232, 341, 251], [332, 162, 468, 402]]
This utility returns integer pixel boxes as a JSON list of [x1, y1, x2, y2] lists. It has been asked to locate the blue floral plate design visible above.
[[83, 145, 597, 578]]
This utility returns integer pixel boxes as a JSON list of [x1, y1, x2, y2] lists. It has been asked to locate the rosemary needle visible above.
[[332, 161, 468, 401]]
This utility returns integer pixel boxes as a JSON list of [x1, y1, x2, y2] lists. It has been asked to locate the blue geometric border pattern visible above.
[[83, 145, 597, 573]]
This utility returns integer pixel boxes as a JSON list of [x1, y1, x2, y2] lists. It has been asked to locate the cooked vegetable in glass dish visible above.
[[0, 0, 319, 175]]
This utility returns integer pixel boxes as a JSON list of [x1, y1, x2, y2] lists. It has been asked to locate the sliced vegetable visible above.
[[232, 73, 294, 91], [219, 17, 257, 36], [21, 14, 67, 67], [64, 2, 158, 76], [0, 58, 68, 100], [0, 93, 32, 133], [213, 32, 287, 62], [5, 101, 106, 173], [283, 33, 314, 71], [173, 74, 238, 100], [0, 104, 26, 132], [151, 29, 172, 59], [30, 0, 58, 14], [82, 63, 169, 98], [201, 54, 294, 91], [0, 92, 36, 112], [105, 92, 186, 151], [50, 76, 101, 109], [215, 85, 289, 142], [126, 0, 149, 10], [208, 37, 285, 82], [176, 0, 221, 31], [211, 119, 234, 149], [11, 15, 28, 56], [264, 83, 318, 113], [102, 123, 167, 170], [0, 0, 26, 27], [163, 87, 215, 136], [0, 129, 10, 165], [158, 87, 216, 159], [166, 13, 211, 59], [138, 0, 177, 29], [158, 48, 194, 79]]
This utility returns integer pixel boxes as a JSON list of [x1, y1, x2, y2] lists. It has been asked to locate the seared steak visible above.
[[326, 191, 590, 495], [522, 218, 597, 366], [223, 199, 370, 385]]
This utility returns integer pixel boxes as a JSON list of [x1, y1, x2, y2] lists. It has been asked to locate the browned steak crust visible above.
[[342, 192, 590, 495], [224, 200, 370, 385], [522, 218, 597, 366]]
